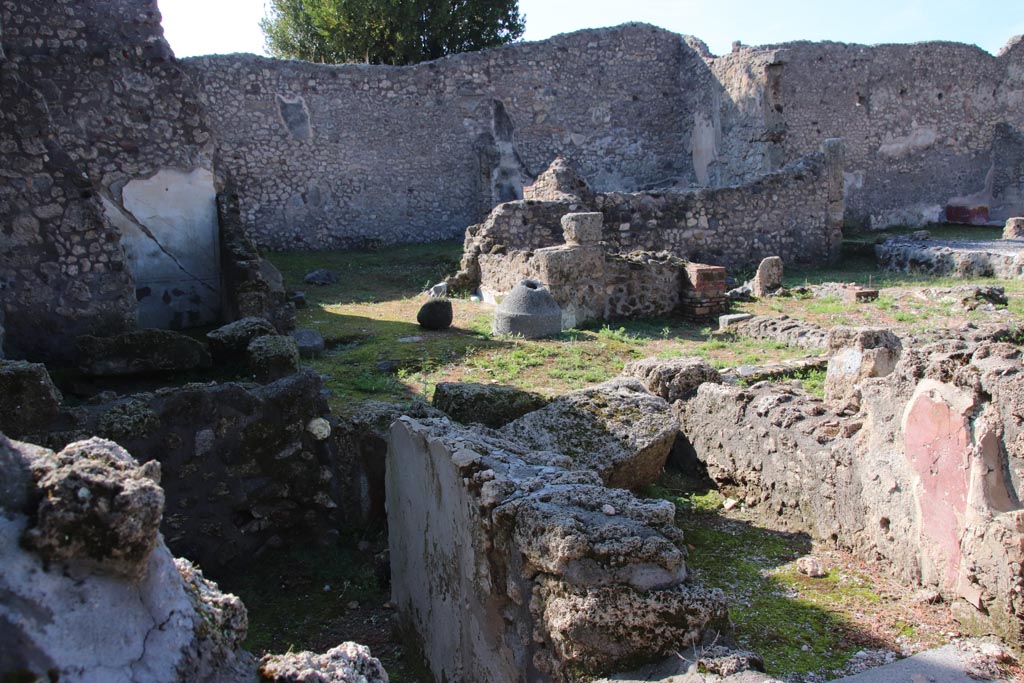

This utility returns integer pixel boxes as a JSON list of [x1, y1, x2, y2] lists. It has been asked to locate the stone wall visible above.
[[11, 368, 344, 573], [183, 23, 698, 251], [1, 0, 222, 334], [457, 142, 843, 298], [677, 336, 1024, 644], [387, 415, 726, 682], [711, 38, 1024, 227], [0, 54, 136, 361]]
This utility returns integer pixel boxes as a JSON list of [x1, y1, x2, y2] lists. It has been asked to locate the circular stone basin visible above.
[[492, 279, 563, 339]]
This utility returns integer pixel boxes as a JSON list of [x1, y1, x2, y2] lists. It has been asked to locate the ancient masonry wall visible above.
[[712, 38, 1024, 227], [462, 141, 843, 289], [0, 23, 136, 361], [184, 24, 698, 251], [0, 0, 222, 336], [185, 27, 1023, 251]]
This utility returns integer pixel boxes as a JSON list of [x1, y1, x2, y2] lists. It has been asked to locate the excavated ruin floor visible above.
[[217, 466, 1009, 683], [650, 472, 973, 682], [215, 533, 435, 683]]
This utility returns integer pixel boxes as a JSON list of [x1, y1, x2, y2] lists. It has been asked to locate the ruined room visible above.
[[2, 0, 1024, 681]]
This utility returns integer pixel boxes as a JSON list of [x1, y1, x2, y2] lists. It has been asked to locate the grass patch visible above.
[[263, 238, 1024, 415]]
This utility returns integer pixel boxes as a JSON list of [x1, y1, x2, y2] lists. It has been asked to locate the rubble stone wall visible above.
[[0, 57, 136, 361], [16, 369, 343, 573], [677, 338, 1024, 644], [1, 0, 222, 335], [713, 39, 1024, 227], [183, 23, 697, 251]]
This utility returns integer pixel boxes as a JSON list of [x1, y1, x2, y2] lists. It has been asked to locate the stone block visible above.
[[624, 356, 722, 403], [500, 377, 678, 490], [1004, 217, 1024, 239], [246, 335, 300, 382], [533, 245, 605, 287], [752, 256, 784, 297], [841, 287, 879, 303], [290, 328, 326, 358], [78, 330, 212, 377], [719, 313, 754, 330], [207, 317, 276, 360], [432, 382, 548, 428], [561, 212, 604, 246], [0, 360, 62, 438], [824, 327, 902, 412]]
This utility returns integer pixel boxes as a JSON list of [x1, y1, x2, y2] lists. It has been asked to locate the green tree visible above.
[[261, 0, 526, 66]]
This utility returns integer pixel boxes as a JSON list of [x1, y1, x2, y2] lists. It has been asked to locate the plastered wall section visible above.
[[1, 0, 222, 331]]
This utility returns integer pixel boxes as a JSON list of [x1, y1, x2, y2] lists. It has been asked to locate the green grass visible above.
[[645, 479, 879, 677], [270, 241, 462, 305], [264, 237, 1024, 415]]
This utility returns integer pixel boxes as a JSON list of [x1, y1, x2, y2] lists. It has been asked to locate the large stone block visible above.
[[500, 377, 677, 490], [824, 327, 902, 412], [0, 360, 62, 438], [624, 356, 722, 403], [386, 417, 726, 683], [561, 212, 604, 246], [1004, 217, 1024, 239]]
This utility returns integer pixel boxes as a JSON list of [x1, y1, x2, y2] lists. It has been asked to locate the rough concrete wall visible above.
[[0, 0, 221, 329], [387, 416, 726, 683], [0, 51, 136, 362], [183, 24, 695, 251], [709, 39, 1024, 228]]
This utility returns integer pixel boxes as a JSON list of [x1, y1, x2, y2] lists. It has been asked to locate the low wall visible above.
[[387, 415, 727, 682], [677, 335, 1024, 644], [456, 141, 843, 295], [13, 369, 344, 573]]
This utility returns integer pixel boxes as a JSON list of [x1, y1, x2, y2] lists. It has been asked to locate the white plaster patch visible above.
[[0, 516, 196, 683], [691, 110, 717, 187], [115, 167, 221, 329], [877, 127, 939, 159]]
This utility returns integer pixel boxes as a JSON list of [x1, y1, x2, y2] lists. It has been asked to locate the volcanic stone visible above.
[[417, 298, 453, 330]]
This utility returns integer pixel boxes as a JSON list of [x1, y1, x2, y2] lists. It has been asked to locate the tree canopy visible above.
[[260, 0, 526, 66]]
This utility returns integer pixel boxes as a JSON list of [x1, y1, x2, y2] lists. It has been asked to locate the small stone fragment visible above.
[[306, 417, 331, 440], [722, 497, 739, 511], [796, 556, 828, 578], [303, 269, 338, 286]]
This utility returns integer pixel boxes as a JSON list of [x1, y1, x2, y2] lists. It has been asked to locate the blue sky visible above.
[[160, 0, 1024, 59]]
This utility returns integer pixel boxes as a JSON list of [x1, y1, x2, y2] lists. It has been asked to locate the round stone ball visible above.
[[417, 298, 453, 330]]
